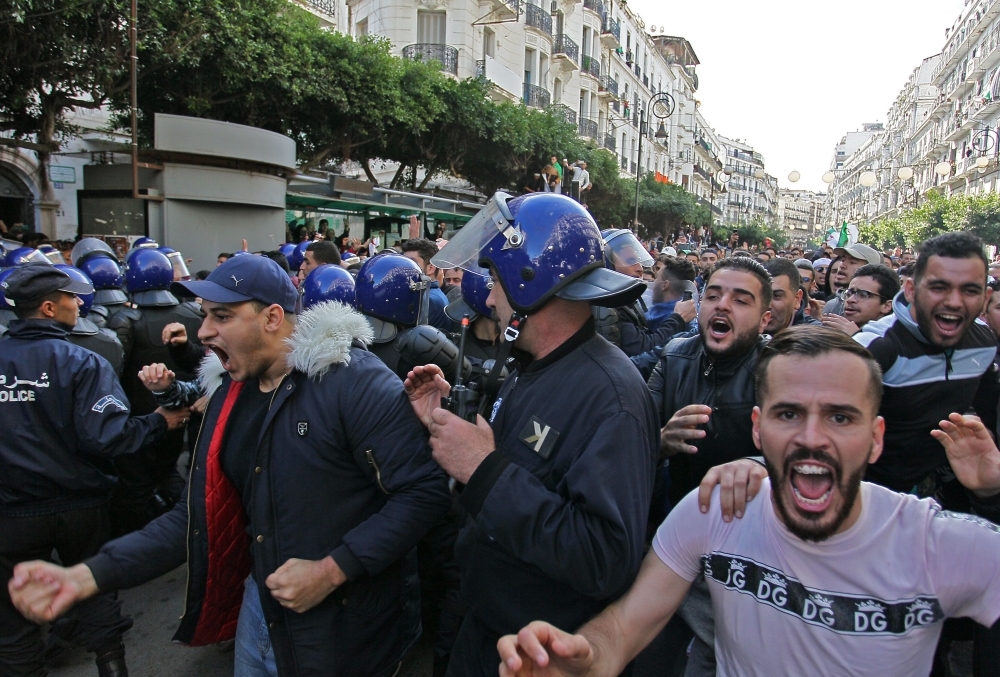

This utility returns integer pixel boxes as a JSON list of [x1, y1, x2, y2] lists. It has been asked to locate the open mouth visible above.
[[207, 345, 232, 370], [934, 312, 964, 337], [789, 462, 835, 513], [708, 316, 732, 341]]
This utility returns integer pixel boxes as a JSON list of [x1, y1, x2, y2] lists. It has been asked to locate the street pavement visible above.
[[48, 566, 433, 677]]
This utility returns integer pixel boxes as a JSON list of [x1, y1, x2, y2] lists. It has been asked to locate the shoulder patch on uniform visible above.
[[297, 421, 308, 437], [92, 395, 127, 413], [519, 416, 559, 459]]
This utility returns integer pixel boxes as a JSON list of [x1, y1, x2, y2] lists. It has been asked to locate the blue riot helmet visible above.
[[5, 247, 52, 268], [601, 228, 653, 276], [37, 244, 64, 265], [53, 264, 96, 316], [355, 252, 427, 341], [124, 248, 177, 306], [158, 246, 192, 281], [433, 192, 644, 317], [131, 236, 158, 249], [71, 237, 117, 267], [287, 241, 310, 271], [78, 255, 128, 306], [279, 242, 297, 263], [230, 250, 251, 257], [0, 267, 16, 308], [445, 267, 493, 322], [302, 264, 356, 310]]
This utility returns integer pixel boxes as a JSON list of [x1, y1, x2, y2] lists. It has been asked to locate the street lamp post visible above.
[[632, 91, 675, 233]]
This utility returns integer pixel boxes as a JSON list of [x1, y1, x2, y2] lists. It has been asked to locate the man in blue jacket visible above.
[[0, 264, 188, 677], [405, 193, 660, 675], [9, 256, 452, 677]]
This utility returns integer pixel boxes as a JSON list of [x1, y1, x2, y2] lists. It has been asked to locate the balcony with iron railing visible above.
[[554, 34, 580, 66], [301, 0, 337, 17], [603, 134, 616, 152], [524, 3, 553, 36], [523, 83, 551, 109], [581, 55, 600, 79], [598, 75, 618, 97], [600, 17, 620, 46], [550, 103, 577, 125], [402, 44, 459, 75], [579, 118, 599, 140], [582, 0, 605, 15]]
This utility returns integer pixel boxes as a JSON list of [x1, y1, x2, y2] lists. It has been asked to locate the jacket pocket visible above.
[[334, 564, 404, 618]]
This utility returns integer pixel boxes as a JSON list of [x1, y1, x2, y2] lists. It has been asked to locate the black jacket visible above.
[[85, 303, 451, 677], [0, 319, 166, 515], [451, 320, 658, 672], [593, 299, 689, 358], [856, 294, 999, 494], [647, 334, 767, 504]]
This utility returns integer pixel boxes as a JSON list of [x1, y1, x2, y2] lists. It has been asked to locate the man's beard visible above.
[[766, 447, 866, 543], [700, 323, 759, 362], [912, 290, 974, 347]]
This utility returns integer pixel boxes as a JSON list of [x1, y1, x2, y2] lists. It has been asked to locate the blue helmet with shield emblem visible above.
[[287, 241, 310, 271], [5, 247, 52, 268], [131, 236, 158, 249], [279, 242, 297, 263], [302, 264, 356, 310], [601, 228, 653, 274], [433, 192, 644, 317], [78, 255, 127, 305], [355, 252, 427, 339]]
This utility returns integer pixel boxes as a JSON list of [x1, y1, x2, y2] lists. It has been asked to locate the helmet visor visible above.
[[432, 192, 515, 272], [165, 251, 191, 281], [605, 231, 653, 268]]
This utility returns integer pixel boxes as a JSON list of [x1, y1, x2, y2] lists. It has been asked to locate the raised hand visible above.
[[931, 413, 1000, 498], [403, 364, 451, 428], [497, 621, 594, 677], [8, 561, 98, 624], [138, 363, 175, 392], [266, 556, 345, 613], [161, 322, 188, 346], [660, 404, 711, 458]]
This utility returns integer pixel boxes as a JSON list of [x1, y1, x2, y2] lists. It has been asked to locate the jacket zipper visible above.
[[366, 449, 389, 495], [180, 405, 209, 622]]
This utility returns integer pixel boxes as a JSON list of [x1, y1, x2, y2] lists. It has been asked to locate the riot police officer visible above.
[[355, 252, 467, 381], [106, 248, 203, 535], [72, 239, 129, 328], [593, 229, 695, 357], [53, 265, 125, 377], [301, 263, 355, 310], [443, 267, 501, 379], [0, 268, 17, 331], [404, 192, 660, 675]]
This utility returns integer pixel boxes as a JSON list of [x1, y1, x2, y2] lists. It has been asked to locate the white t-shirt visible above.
[[653, 480, 1000, 677]]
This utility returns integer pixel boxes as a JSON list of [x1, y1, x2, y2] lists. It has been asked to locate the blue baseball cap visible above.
[[172, 255, 297, 313]]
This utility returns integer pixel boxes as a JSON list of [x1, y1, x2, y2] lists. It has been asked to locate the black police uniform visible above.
[[0, 318, 167, 677], [593, 298, 690, 357], [446, 319, 659, 676], [106, 294, 203, 535], [68, 316, 125, 377]]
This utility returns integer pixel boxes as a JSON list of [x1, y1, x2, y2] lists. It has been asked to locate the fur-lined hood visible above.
[[197, 350, 226, 396], [286, 301, 374, 379]]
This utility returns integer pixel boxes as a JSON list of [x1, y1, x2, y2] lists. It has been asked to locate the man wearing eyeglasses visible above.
[[822, 264, 899, 337]]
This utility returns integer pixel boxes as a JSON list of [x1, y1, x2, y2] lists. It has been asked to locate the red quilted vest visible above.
[[189, 381, 252, 645]]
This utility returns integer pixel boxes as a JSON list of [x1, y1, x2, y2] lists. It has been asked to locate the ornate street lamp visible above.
[[633, 91, 676, 231]]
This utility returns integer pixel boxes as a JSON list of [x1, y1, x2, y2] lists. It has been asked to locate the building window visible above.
[[483, 27, 496, 59], [356, 17, 368, 36], [417, 10, 446, 45]]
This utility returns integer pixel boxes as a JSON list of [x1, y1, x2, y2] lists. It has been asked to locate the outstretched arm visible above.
[[931, 413, 1000, 498], [498, 552, 692, 677]]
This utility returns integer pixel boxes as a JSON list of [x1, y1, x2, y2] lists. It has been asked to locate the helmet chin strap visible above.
[[478, 311, 525, 417]]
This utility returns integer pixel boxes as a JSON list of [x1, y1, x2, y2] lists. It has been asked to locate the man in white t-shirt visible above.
[[498, 326, 1000, 677]]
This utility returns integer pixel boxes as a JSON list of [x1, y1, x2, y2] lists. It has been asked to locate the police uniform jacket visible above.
[[0, 319, 166, 516], [454, 319, 658, 651], [85, 302, 452, 677]]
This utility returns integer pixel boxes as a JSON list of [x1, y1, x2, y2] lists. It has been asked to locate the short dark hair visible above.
[[400, 238, 439, 268], [852, 264, 900, 301], [763, 257, 800, 291], [13, 291, 64, 320], [896, 263, 914, 278], [306, 240, 342, 266], [914, 232, 988, 283], [756, 326, 883, 412], [260, 250, 290, 273], [218, 252, 231, 260], [659, 257, 698, 284], [707, 257, 773, 309]]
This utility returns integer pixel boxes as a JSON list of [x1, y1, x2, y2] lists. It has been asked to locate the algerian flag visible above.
[[826, 221, 858, 248]]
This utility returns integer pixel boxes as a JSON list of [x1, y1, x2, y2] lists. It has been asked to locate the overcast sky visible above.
[[627, 0, 965, 192]]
